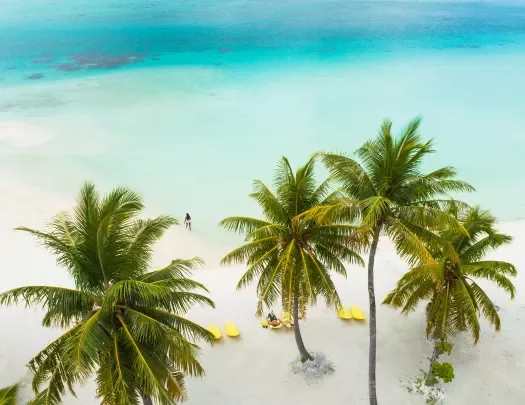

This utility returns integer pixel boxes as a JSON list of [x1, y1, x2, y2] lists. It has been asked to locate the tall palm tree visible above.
[[310, 118, 474, 405], [0, 183, 215, 405], [383, 206, 516, 380], [219, 157, 364, 361]]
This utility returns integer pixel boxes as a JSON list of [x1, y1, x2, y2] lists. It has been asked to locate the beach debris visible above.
[[290, 352, 334, 381]]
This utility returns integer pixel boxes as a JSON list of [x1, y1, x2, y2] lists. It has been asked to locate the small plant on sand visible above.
[[407, 376, 445, 405], [306, 118, 473, 405], [220, 156, 364, 362], [0, 183, 215, 405], [385, 205, 517, 397]]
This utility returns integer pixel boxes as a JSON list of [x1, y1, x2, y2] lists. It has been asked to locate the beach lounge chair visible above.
[[350, 306, 365, 320], [208, 324, 222, 340], [225, 321, 240, 337], [338, 307, 352, 320]]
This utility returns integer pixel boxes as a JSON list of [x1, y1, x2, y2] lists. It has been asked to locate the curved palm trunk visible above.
[[368, 223, 382, 405], [426, 339, 440, 385], [293, 294, 313, 361]]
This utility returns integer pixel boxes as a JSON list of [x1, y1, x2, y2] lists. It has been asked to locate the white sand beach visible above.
[[0, 176, 524, 405]]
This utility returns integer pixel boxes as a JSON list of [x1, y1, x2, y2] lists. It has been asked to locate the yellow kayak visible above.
[[261, 320, 283, 329], [350, 306, 366, 320], [208, 324, 222, 340], [225, 322, 240, 337], [338, 307, 352, 320]]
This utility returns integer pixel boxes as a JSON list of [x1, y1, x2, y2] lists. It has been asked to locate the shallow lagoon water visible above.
[[1, 0, 525, 243]]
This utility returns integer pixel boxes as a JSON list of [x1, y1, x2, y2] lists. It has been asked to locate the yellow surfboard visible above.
[[338, 307, 353, 320], [225, 322, 240, 337], [208, 324, 222, 340], [350, 306, 365, 320]]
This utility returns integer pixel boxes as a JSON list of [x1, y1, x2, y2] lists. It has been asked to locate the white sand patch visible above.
[[0, 175, 523, 404], [0, 121, 50, 148]]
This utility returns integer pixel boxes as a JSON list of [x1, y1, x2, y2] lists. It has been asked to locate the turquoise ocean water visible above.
[[1, 0, 525, 243]]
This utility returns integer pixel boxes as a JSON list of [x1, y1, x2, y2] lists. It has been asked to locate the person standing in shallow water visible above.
[[184, 213, 191, 231]]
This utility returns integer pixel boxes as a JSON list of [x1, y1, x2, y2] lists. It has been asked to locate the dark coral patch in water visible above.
[[33, 56, 53, 64], [26, 73, 44, 80], [53, 53, 149, 71], [55, 63, 83, 72]]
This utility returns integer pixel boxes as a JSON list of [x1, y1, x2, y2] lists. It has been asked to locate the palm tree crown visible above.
[[0, 183, 215, 405], [311, 118, 474, 405], [383, 205, 517, 343], [318, 118, 475, 262], [219, 157, 363, 360]]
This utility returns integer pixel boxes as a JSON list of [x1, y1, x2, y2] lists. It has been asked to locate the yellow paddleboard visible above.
[[225, 322, 240, 337], [338, 307, 352, 320], [350, 306, 365, 320], [208, 324, 222, 340]]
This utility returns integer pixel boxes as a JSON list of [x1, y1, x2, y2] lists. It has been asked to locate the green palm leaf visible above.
[[0, 384, 19, 405]]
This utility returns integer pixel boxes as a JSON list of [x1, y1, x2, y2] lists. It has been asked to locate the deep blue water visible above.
[[3, 0, 525, 82]]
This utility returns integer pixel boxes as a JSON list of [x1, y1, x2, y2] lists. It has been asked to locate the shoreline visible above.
[[0, 173, 524, 404]]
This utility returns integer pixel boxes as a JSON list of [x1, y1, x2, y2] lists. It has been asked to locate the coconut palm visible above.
[[310, 118, 474, 405], [0, 183, 215, 405], [219, 156, 364, 361], [0, 383, 19, 405], [383, 205, 516, 379]]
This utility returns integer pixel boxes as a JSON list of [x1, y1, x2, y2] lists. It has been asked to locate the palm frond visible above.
[[468, 280, 501, 331], [464, 262, 517, 299], [123, 216, 178, 278], [218, 216, 274, 234], [117, 315, 180, 405], [0, 384, 19, 405], [140, 258, 205, 283], [0, 286, 96, 328]]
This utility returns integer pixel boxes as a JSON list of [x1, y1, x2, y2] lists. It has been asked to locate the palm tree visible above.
[[383, 205, 516, 381], [0, 183, 215, 405], [0, 383, 19, 405], [219, 157, 364, 361], [310, 118, 474, 405]]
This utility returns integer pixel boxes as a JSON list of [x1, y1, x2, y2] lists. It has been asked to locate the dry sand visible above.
[[0, 175, 523, 405]]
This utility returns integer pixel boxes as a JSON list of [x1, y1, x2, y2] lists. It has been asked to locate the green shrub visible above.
[[437, 342, 453, 356], [432, 362, 455, 383]]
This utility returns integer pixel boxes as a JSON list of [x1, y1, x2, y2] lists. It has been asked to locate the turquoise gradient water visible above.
[[1, 0, 525, 243]]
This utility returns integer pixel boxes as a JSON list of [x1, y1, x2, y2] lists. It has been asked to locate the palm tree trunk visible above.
[[140, 391, 153, 405], [368, 223, 382, 405], [426, 340, 440, 386], [293, 294, 313, 361]]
